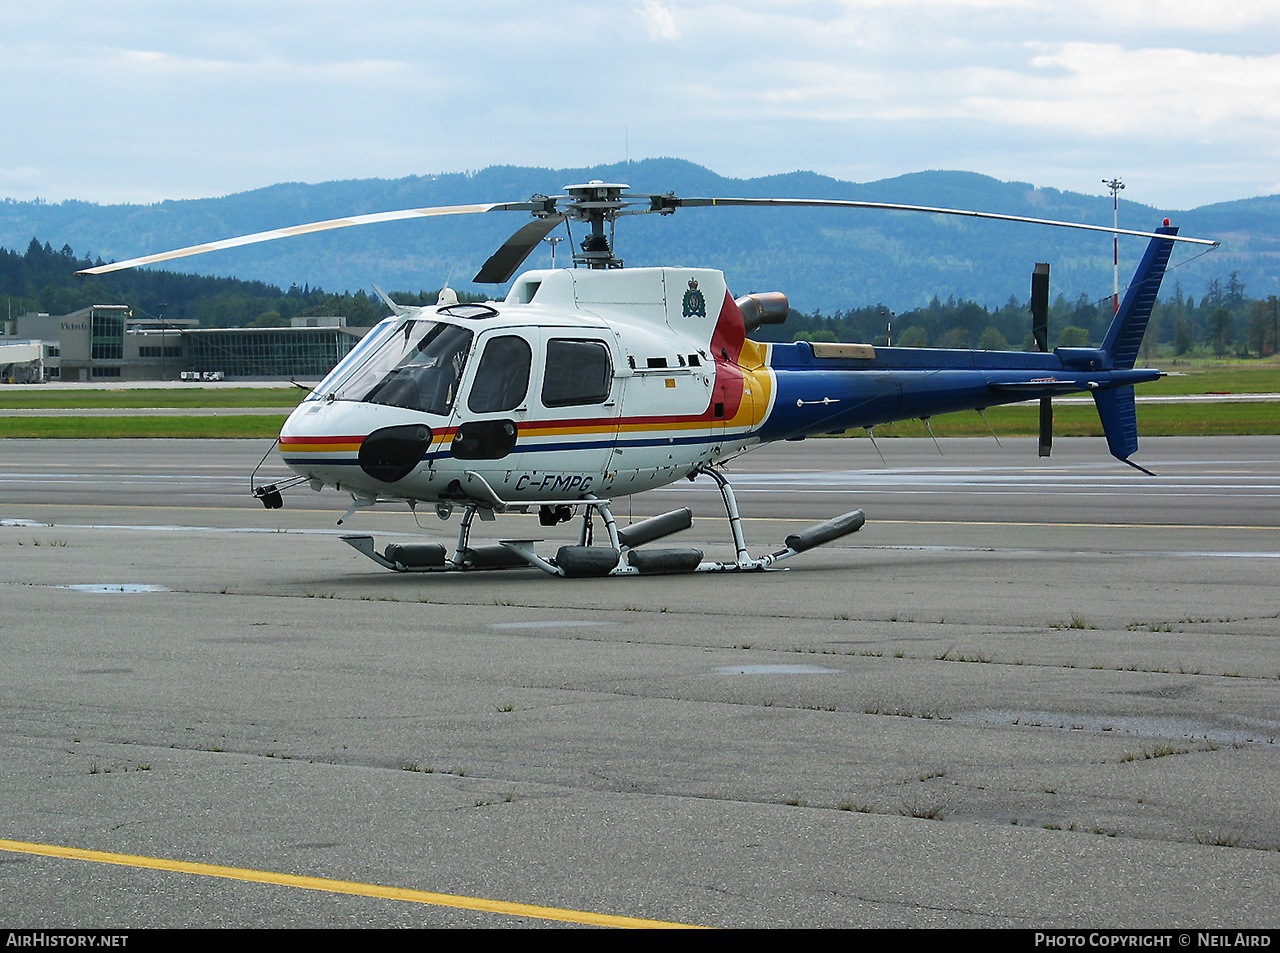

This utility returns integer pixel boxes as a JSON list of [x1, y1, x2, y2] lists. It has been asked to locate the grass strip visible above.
[[1137, 366, 1280, 396], [0, 402, 1274, 439], [0, 387, 304, 409], [852, 401, 1279, 438], [0, 416, 288, 439]]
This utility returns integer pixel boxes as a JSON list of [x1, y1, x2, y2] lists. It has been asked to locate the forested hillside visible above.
[[0, 239, 479, 329], [2, 160, 1276, 316]]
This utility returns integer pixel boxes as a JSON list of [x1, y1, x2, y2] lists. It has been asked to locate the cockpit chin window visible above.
[[331, 320, 473, 416]]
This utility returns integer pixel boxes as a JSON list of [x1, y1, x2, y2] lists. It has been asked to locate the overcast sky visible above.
[[4, 1, 1277, 210]]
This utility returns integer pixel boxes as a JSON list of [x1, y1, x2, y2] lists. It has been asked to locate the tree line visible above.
[[757, 273, 1277, 359], [2, 238, 1275, 359]]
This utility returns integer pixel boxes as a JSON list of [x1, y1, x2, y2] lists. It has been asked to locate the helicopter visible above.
[[78, 181, 1218, 577]]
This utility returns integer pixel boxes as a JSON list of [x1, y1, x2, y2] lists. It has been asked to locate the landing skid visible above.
[[340, 466, 865, 577]]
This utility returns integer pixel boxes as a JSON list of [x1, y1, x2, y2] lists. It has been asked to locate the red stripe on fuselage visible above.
[[280, 433, 364, 446], [710, 290, 747, 420]]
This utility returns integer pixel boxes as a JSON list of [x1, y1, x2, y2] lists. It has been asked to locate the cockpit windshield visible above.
[[330, 319, 473, 416]]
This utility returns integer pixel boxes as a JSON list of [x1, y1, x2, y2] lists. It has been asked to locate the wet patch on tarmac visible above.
[[953, 708, 1280, 746], [489, 620, 620, 630], [711, 664, 843, 675], [50, 583, 172, 593], [197, 635, 316, 645]]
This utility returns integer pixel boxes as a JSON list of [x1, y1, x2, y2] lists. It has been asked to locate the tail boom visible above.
[[751, 224, 1179, 463]]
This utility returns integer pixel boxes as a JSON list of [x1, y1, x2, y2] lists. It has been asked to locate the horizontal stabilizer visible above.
[[989, 380, 1081, 393]]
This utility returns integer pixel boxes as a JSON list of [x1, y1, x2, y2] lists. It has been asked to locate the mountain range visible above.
[[2, 158, 1276, 314]]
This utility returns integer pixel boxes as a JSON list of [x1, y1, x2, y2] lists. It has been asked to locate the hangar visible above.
[[0, 305, 367, 381]]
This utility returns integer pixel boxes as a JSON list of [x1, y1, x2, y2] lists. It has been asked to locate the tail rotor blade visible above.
[[1031, 261, 1052, 458], [1031, 262, 1050, 354], [1039, 397, 1053, 458]]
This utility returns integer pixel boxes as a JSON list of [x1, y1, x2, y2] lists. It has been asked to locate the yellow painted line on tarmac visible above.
[[0, 838, 704, 929]]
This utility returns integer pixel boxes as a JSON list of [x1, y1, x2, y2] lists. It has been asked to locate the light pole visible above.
[[1271, 295, 1278, 358], [1103, 178, 1124, 315]]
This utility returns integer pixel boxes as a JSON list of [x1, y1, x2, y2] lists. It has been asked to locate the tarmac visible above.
[[0, 435, 1277, 928]]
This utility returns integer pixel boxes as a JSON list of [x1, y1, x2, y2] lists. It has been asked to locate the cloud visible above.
[[1008, 43, 1280, 132], [3, 1, 1278, 207], [639, 1, 681, 40]]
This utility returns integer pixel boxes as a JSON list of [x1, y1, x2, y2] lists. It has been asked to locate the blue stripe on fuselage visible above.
[[757, 342, 1159, 442]]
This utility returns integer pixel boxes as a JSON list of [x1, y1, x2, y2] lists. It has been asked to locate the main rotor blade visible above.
[[473, 213, 567, 283], [668, 197, 1219, 246], [75, 201, 541, 276]]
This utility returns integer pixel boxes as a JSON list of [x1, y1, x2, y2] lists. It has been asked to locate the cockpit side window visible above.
[[542, 339, 612, 407], [333, 319, 473, 416], [468, 335, 532, 414], [307, 316, 398, 401]]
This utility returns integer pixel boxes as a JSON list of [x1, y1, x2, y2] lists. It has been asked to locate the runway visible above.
[[1, 435, 1277, 928]]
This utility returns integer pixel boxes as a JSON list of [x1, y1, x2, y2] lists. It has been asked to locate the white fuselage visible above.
[[279, 267, 775, 507]]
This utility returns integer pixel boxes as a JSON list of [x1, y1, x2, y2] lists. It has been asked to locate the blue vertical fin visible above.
[[1093, 386, 1137, 459], [1100, 224, 1178, 370], [1091, 223, 1177, 474], [1093, 385, 1155, 475]]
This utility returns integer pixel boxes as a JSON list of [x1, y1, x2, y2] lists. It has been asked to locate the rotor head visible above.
[[561, 181, 634, 270]]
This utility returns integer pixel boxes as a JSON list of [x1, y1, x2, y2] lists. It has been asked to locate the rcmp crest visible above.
[[681, 278, 707, 318]]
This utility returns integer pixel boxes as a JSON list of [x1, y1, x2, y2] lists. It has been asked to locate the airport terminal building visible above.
[[1, 305, 368, 382]]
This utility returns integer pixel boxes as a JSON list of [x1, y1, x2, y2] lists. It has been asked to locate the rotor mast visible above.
[[563, 181, 630, 269]]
